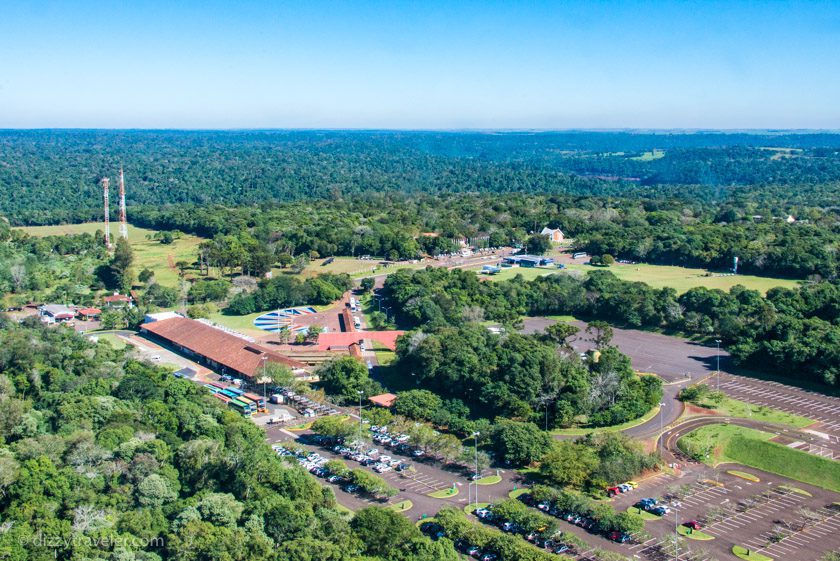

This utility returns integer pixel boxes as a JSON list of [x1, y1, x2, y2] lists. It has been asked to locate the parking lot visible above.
[[264, 421, 515, 520], [618, 468, 840, 561], [717, 373, 840, 452]]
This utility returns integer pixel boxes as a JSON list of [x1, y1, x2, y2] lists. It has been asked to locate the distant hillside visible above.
[[2, 129, 840, 224]]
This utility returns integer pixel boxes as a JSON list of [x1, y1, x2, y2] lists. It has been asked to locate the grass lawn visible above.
[[276, 257, 427, 280], [728, 470, 761, 482], [778, 485, 812, 497], [677, 424, 775, 465], [206, 310, 266, 336], [732, 545, 773, 561], [373, 346, 397, 367], [689, 395, 813, 428], [626, 506, 662, 521], [632, 149, 666, 161], [428, 487, 459, 499], [482, 266, 560, 283], [560, 262, 800, 295], [464, 502, 491, 514], [679, 424, 840, 492], [18, 222, 205, 288], [389, 500, 414, 513], [94, 332, 128, 350], [677, 525, 714, 540], [508, 488, 530, 499], [475, 475, 502, 486], [552, 403, 661, 436]]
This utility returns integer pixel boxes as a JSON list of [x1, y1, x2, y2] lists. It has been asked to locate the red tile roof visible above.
[[141, 317, 305, 377], [368, 393, 398, 408], [77, 308, 102, 316], [103, 294, 132, 303], [316, 331, 405, 351]]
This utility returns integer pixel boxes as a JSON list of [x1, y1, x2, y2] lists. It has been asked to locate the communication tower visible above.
[[118, 165, 128, 239], [101, 177, 111, 249]]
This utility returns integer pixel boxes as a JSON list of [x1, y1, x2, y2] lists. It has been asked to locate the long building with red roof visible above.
[[141, 317, 306, 378]]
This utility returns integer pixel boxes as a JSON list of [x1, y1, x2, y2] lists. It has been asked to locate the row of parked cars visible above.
[[419, 523, 498, 561], [605, 480, 639, 497], [473, 507, 576, 555], [370, 425, 426, 458], [273, 445, 362, 494], [332, 443, 412, 474], [518, 493, 631, 544]]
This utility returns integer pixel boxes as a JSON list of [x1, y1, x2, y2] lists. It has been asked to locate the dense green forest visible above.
[[3, 130, 840, 224], [128, 191, 839, 278], [382, 267, 840, 387], [0, 319, 460, 561]]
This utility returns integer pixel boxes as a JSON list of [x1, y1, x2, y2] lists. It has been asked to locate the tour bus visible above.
[[243, 392, 267, 412], [572, 252, 588, 259], [208, 381, 227, 391], [219, 389, 240, 400], [350, 298, 357, 311], [226, 386, 244, 397], [205, 384, 220, 393], [213, 393, 230, 404], [353, 316, 361, 328], [228, 399, 252, 416]]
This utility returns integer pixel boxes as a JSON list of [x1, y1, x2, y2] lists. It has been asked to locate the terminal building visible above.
[[141, 315, 306, 379], [502, 254, 555, 267]]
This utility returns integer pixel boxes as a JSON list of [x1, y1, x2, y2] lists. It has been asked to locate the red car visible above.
[[684, 520, 702, 530], [606, 486, 621, 497]]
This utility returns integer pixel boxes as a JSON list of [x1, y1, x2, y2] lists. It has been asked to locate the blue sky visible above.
[[1, 0, 838, 129]]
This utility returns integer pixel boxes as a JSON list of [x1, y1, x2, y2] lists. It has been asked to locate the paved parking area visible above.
[[620, 468, 840, 561]]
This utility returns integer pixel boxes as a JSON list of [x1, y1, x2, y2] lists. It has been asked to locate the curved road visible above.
[[658, 415, 825, 463]]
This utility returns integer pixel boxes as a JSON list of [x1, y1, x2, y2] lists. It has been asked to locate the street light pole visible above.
[[659, 402, 666, 456], [673, 503, 679, 561], [261, 355, 268, 404], [357, 390, 364, 449], [473, 431, 480, 507], [715, 339, 722, 391]]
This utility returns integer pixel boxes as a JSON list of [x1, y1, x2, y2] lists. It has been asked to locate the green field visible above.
[[207, 310, 266, 336], [679, 424, 840, 492], [18, 222, 204, 288], [273, 256, 426, 281], [94, 332, 128, 349], [689, 395, 813, 428], [562, 263, 799, 294], [482, 266, 561, 282], [479, 261, 799, 294]]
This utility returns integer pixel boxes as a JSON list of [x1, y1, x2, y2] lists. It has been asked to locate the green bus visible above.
[[228, 399, 253, 416]]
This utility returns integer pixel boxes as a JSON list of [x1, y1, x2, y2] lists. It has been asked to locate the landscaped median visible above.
[[732, 545, 773, 561], [625, 506, 662, 521], [678, 423, 840, 493], [551, 402, 661, 436], [428, 486, 459, 499], [680, 386, 813, 428], [677, 525, 714, 540], [475, 474, 502, 485]]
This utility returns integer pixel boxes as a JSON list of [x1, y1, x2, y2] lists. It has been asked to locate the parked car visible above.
[[684, 520, 702, 530], [608, 531, 631, 543]]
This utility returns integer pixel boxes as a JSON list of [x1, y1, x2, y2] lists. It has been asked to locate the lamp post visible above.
[[715, 339, 722, 391], [673, 502, 679, 561], [261, 355, 268, 403], [659, 402, 666, 455], [357, 390, 364, 450], [473, 431, 480, 507]]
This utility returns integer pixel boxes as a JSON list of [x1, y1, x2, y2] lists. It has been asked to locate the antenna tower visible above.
[[101, 177, 112, 249], [118, 165, 128, 239]]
